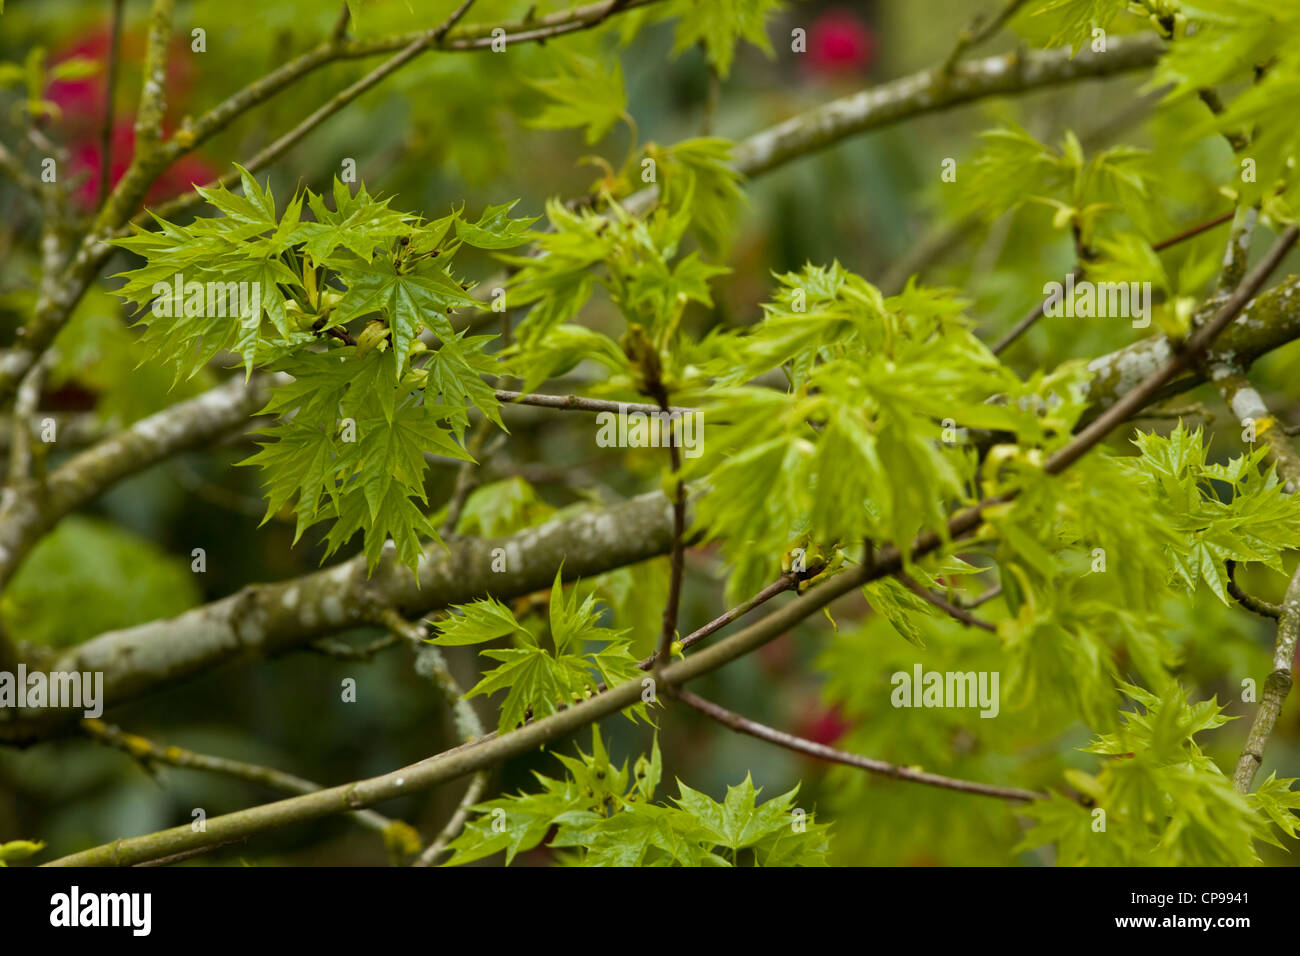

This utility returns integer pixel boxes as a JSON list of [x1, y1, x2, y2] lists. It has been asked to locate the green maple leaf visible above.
[[430, 597, 530, 645], [333, 261, 478, 377], [454, 200, 539, 249], [527, 53, 627, 144], [468, 643, 590, 732], [194, 165, 279, 230], [440, 569, 641, 732], [301, 179, 414, 264], [668, 0, 781, 79], [673, 775, 799, 850]]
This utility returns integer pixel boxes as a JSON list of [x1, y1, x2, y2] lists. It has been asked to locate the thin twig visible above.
[[330, 3, 351, 40], [992, 211, 1236, 356], [899, 572, 997, 632], [433, 0, 479, 42], [97, 0, 126, 211], [412, 771, 487, 867], [1150, 209, 1236, 253], [1226, 560, 1282, 620], [636, 572, 801, 673], [82, 718, 399, 835], [494, 389, 693, 416], [673, 689, 1046, 803], [649, 376, 687, 681], [942, 0, 1030, 75], [961, 584, 1002, 609]]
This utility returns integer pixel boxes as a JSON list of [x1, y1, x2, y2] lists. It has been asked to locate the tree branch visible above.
[[494, 390, 693, 416], [726, 34, 1163, 180], [672, 689, 1044, 803], [1207, 364, 1300, 490], [1226, 560, 1282, 619], [40, 541, 880, 866], [97, 0, 126, 211], [0, 489, 688, 742], [1233, 562, 1300, 792], [0, 373, 282, 592], [898, 572, 997, 632], [82, 718, 402, 838]]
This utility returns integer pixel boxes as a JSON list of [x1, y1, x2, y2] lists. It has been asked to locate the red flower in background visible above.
[[796, 702, 852, 747], [805, 8, 877, 78], [46, 28, 214, 209], [45, 29, 114, 122]]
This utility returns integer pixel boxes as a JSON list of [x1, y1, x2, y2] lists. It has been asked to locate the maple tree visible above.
[[2, 0, 1300, 870]]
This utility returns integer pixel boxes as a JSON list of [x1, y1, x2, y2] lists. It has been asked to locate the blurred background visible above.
[[1, 0, 1297, 865]]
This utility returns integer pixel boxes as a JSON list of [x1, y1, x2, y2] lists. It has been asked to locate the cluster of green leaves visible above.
[[1154, 0, 1300, 214], [527, 51, 629, 145], [428, 569, 646, 732], [110, 170, 536, 573], [815, 423, 1300, 862], [648, 138, 747, 256], [964, 124, 1161, 244], [1021, 685, 1292, 865], [676, 261, 1088, 601], [501, 188, 727, 387], [1017, 0, 1137, 54], [441, 728, 830, 866], [613, 0, 783, 79], [1123, 425, 1300, 601]]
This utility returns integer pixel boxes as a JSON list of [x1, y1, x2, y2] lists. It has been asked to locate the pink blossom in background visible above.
[[797, 702, 852, 747], [45, 28, 113, 124], [805, 8, 877, 78], [46, 28, 214, 209]]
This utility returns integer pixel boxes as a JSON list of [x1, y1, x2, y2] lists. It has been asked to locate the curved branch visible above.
[[1226, 560, 1282, 620], [41, 529, 880, 866], [672, 689, 1044, 803]]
